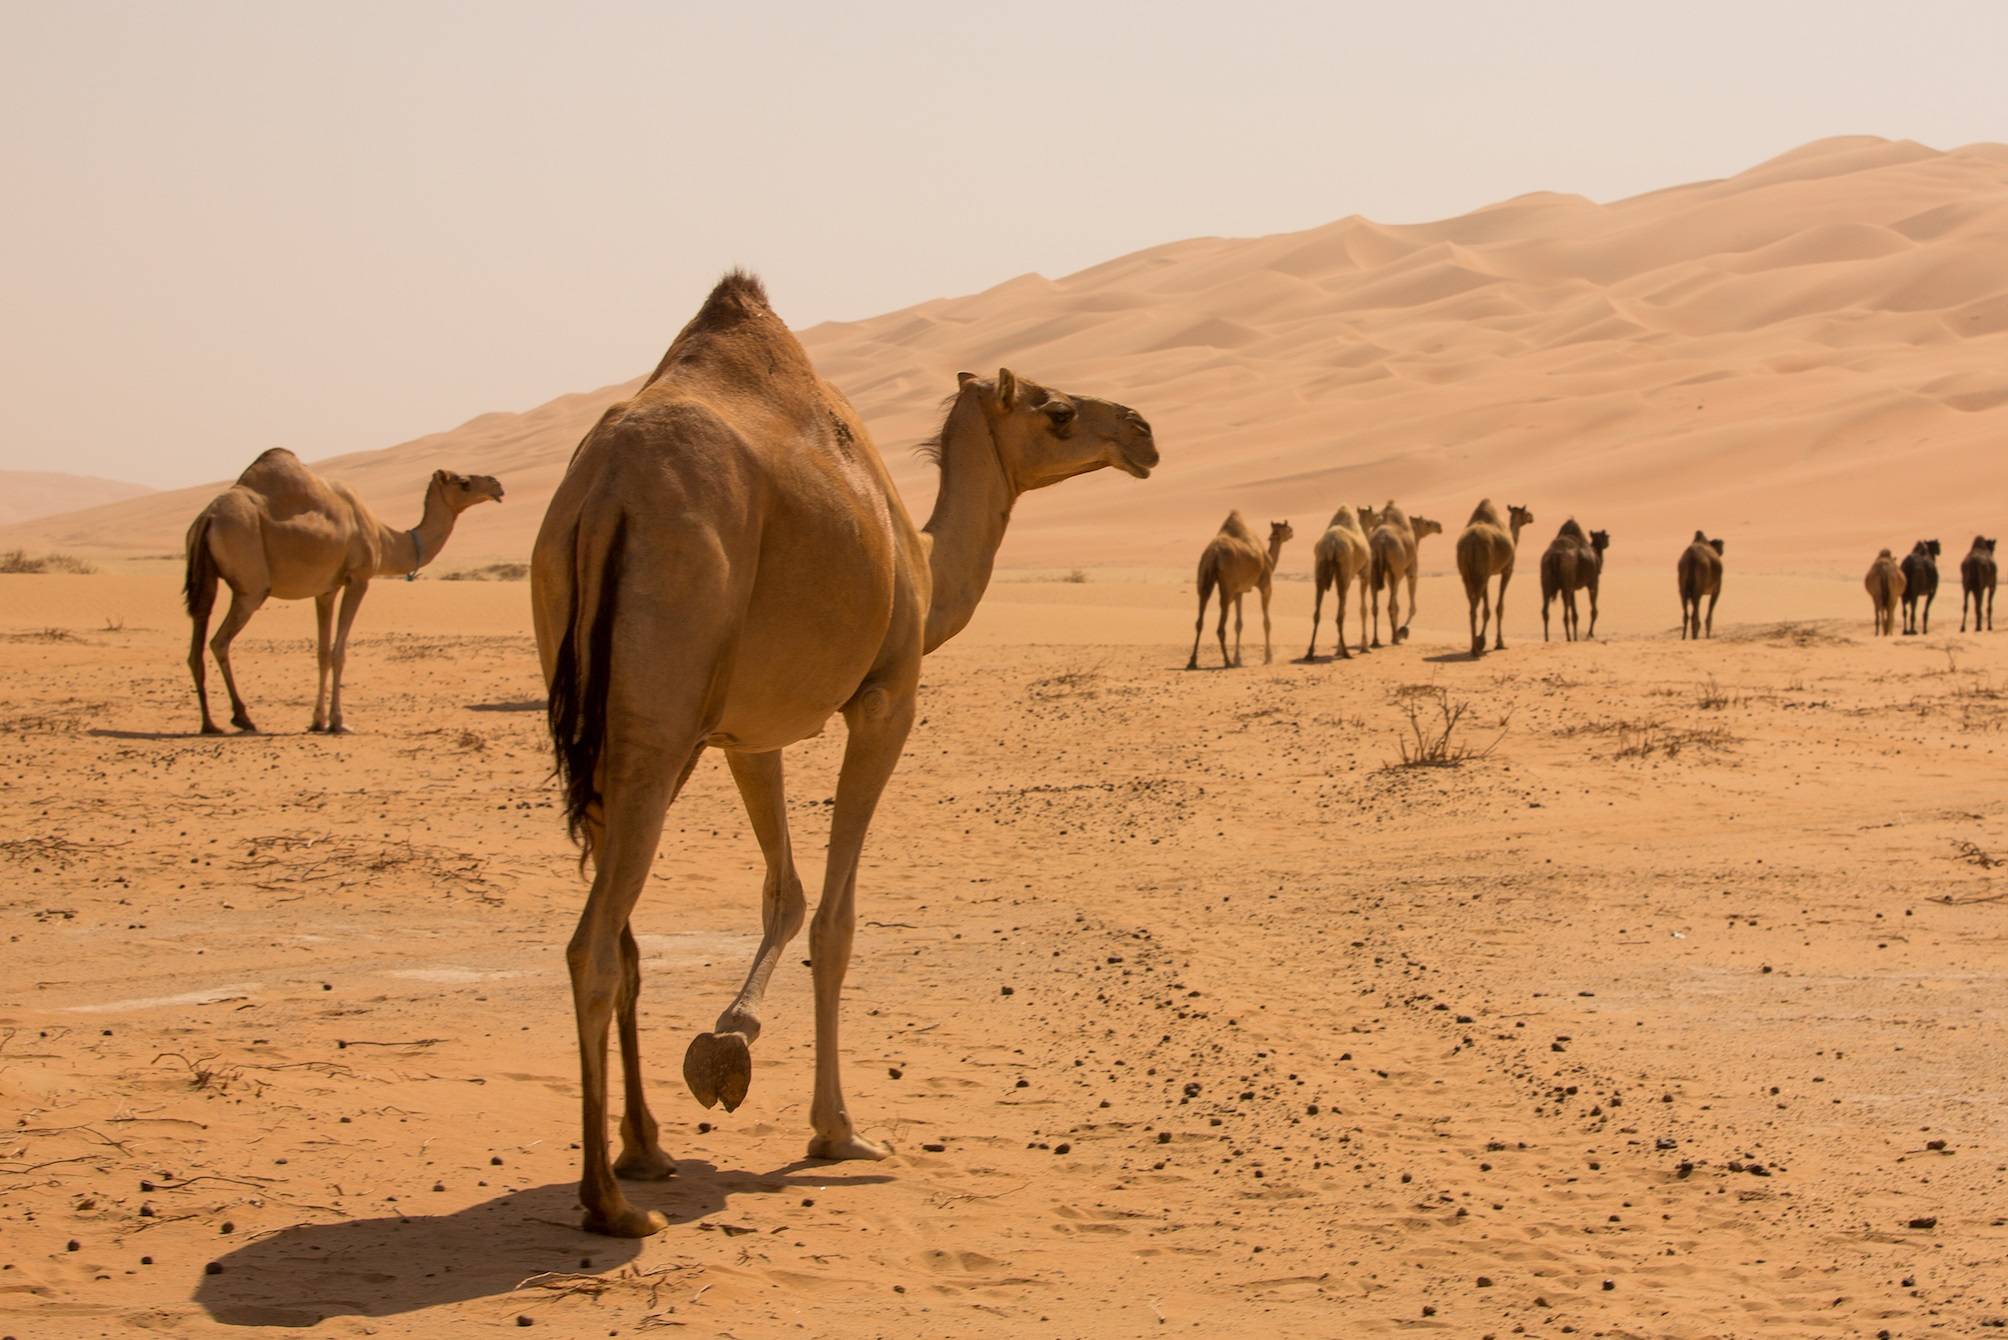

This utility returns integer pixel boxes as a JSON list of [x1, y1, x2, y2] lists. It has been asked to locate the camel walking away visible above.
[[1900, 540, 1941, 635], [1677, 531, 1725, 639], [1866, 549, 1906, 636], [1961, 536, 1997, 632], [532, 273, 1157, 1237], [182, 450, 503, 734], [1454, 500, 1532, 657], [1368, 503, 1443, 647], [1540, 519, 1609, 642], [1188, 513, 1293, 669], [1304, 504, 1374, 660]]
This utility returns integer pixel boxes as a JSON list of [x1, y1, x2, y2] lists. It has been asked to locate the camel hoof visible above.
[[199, 722, 224, 736], [682, 1031, 752, 1112], [613, 1144, 676, 1181], [233, 721, 259, 734], [307, 721, 326, 734], [580, 1201, 669, 1238], [327, 722, 350, 736], [806, 1132, 892, 1162]]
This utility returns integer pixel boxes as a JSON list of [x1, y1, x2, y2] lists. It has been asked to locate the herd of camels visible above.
[[174, 273, 1999, 1237]]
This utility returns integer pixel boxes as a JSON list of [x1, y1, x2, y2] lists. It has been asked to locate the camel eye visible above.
[[1044, 403, 1075, 432]]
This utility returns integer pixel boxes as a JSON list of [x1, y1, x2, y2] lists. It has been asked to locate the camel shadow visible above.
[[88, 727, 278, 742], [1422, 651, 1483, 664], [466, 699, 545, 713], [193, 1162, 890, 1327]]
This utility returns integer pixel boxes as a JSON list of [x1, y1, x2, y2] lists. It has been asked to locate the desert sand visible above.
[[2, 568, 2005, 1337], [3, 133, 2008, 1335], [0, 474, 153, 529]]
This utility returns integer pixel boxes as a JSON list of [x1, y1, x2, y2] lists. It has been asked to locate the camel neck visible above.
[[1265, 534, 1286, 571], [920, 392, 1016, 653], [377, 487, 457, 578]]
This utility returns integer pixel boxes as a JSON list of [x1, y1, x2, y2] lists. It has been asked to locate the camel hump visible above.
[[232, 447, 314, 492], [1877, 548, 1894, 559], [1218, 510, 1255, 541], [1555, 517, 1587, 541], [692, 269, 771, 326]]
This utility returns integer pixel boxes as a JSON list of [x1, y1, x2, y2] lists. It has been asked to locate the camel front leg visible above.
[[1230, 595, 1243, 667], [682, 748, 806, 1116], [211, 585, 269, 732], [1467, 586, 1484, 658], [1542, 591, 1552, 642], [1704, 588, 1719, 638], [1259, 579, 1274, 665], [1493, 570, 1512, 651], [1587, 579, 1600, 640], [325, 578, 369, 733], [1922, 590, 1934, 635], [308, 592, 336, 731], [1385, 573, 1402, 649], [1333, 578, 1351, 661], [610, 923, 673, 1180], [1403, 568, 1421, 644], [1370, 576, 1384, 649], [1187, 583, 1212, 670], [805, 688, 915, 1163]]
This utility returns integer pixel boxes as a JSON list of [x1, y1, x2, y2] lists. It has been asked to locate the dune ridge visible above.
[[8, 135, 2006, 571]]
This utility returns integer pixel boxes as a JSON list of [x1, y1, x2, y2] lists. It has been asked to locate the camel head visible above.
[[431, 469, 506, 513], [1270, 520, 1295, 549], [1356, 504, 1380, 532], [1923, 538, 1942, 559], [1989, 538, 1999, 554], [1590, 529, 1611, 553], [956, 368, 1157, 490], [1412, 516, 1443, 540], [1709, 537, 1725, 556], [1508, 504, 1534, 532]]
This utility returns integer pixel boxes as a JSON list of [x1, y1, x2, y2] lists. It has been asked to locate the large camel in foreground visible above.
[[1303, 503, 1375, 660], [1962, 536, 1997, 632], [1866, 549, 1905, 636], [1187, 513, 1292, 669], [1540, 519, 1608, 642], [1677, 532, 1725, 639], [531, 273, 1157, 1237], [1899, 539, 1940, 635], [1367, 502, 1442, 647], [183, 450, 504, 734], [1454, 500, 1532, 657]]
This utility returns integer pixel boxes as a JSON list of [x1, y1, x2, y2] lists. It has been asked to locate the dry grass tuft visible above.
[[1388, 687, 1509, 768], [0, 549, 97, 575], [438, 562, 530, 582]]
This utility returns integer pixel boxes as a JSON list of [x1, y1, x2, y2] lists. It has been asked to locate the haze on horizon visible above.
[[2, 1, 2003, 489]]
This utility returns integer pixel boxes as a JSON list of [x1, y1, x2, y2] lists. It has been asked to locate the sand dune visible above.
[[0, 471, 153, 528], [7, 135, 2005, 580]]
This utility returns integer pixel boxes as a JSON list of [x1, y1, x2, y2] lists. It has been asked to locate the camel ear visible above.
[[956, 371, 977, 388], [995, 368, 1018, 408], [1711, 539, 1725, 555]]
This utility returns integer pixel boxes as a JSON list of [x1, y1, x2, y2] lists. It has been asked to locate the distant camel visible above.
[[1866, 549, 1906, 636], [1961, 536, 1997, 632], [1677, 532, 1725, 639], [1304, 504, 1374, 660], [183, 449, 504, 734], [533, 273, 1157, 1236], [1540, 520, 1609, 642], [1368, 503, 1443, 647], [1188, 513, 1293, 669], [1454, 500, 1533, 657], [1899, 540, 1941, 635]]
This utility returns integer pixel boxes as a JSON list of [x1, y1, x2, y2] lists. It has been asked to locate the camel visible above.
[[1866, 549, 1906, 636], [1367, 502, 1443, 647], [530, 273, 1157, 1237], [1303, 504, 1375, 660], [1540, 520, 1609, 643], [1454, 500, 1533, 657], [1961, 536, 1997, 632], [1187, 513, 1293, 669], [1677, 531, 1725, 639], [1899, 539, 1941, 635], [182, 450, 503, 734]]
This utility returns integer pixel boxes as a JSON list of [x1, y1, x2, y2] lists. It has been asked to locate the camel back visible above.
[[1466, 498, 1505, 529], [1216, 510, 1257, 543]]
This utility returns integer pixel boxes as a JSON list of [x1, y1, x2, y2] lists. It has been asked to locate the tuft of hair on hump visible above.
[[695, 269, 771, 324]]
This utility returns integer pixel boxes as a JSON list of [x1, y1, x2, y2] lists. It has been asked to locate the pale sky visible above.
[[2, 1, 2003, 488]]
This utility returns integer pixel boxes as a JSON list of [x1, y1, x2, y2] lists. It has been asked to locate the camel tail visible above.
[[182, 513, 217, 620], [1370, 544, 1386, 595], [547, 515, 628, 868]]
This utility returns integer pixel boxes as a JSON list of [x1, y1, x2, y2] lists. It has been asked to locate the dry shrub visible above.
[[0, 549, 98, 575], [439, 562, 531, 582], [1388, 687, 1509, 768]]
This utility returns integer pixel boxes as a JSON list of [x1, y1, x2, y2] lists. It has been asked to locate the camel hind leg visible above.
[[1304, 566, 1328, 661], [308, 592, 336, 731], [211, 584, 269, 732], [1704, 588, 1719, 638], [1384, 569, 1402, 650], [186, 572, 221, 736], [1259, 580, 1274, 665], [1231, 594, 1245, 667], [682, 748, 807, 1119], [1400, 566, 1420, 644], [1187, 570, 1216, 670], [1493, 569, 1512, 651]]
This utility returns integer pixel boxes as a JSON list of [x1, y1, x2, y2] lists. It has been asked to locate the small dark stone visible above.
[[205, 1262, 223, 1276], [1053, 1143, 1071, 1156]]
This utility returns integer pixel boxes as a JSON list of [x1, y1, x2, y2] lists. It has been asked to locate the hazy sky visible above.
[[3, 2, 2003, 488]]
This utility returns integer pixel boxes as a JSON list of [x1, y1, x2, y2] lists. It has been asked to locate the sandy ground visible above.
[[2, 568, 2005, 1338]]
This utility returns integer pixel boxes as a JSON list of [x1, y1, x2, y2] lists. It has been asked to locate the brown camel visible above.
[[1961, 536, 1997, 632], [1304, 504, 1375, 660], [1454, 500, 1533, 657], [1866, 549, 1906, 636], [1539, 519, 1609, 642], [1187, 513, 1293, 669], [182, 450, 503, 734], [1899, 539, 1940, 635], [1367, 502, 1443, 647], [1677, 531, 1725, 639], [531, 273, 1157, 1237]]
